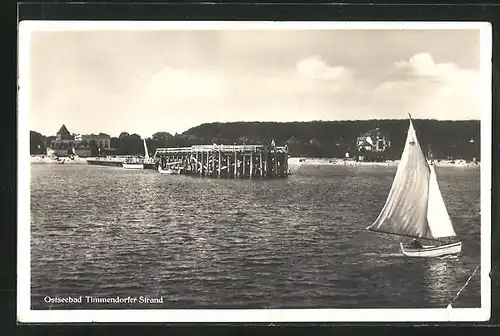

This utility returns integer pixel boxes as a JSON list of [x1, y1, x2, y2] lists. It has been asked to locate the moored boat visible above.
[[142, 139, 156, 169], [87, 157, 124, 167], [122, 162, 144, 169], [157, 166, 178, 174], [157, 158, 183, 175], [122, 139, 152, 170]]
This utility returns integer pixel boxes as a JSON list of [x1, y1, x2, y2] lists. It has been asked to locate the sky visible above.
[[26, 25, 486, 138]]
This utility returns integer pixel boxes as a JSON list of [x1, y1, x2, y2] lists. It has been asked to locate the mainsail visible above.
[[367, 118, 434, 240]]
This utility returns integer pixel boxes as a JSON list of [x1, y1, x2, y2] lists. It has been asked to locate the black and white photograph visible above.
[[18, 21, 491, 323]]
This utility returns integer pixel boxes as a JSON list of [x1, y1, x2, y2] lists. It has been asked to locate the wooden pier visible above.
[[154, 144, 289, 178]]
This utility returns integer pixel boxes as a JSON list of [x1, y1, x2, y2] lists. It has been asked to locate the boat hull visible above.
[[158, 167, 178, 174], [123, 163, 144, 169], [87, 159, 123, 167], [400, 241, 461, 257]]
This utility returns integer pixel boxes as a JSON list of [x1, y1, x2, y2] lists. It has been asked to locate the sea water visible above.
[[29, 163, 481, 309]]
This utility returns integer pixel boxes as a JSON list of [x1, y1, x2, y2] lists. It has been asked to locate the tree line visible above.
[[30, 119, 481, 160]]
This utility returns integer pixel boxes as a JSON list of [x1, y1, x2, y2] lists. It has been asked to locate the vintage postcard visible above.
[[18, 21, 491, 323]]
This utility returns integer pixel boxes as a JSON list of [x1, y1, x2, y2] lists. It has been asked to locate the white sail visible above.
[[368, 118, 433, 239], [426, 165, 457, 238], [143, 139, 150, 160]]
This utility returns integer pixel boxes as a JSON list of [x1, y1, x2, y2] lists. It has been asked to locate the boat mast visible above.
[[408, 113, 431, 167]]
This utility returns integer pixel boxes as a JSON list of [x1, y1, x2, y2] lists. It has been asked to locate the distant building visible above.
[[80, 133, 111, 150], [285, 136, 301, 145], [47, 124, 111, 157], [356, 128, 391, 153]]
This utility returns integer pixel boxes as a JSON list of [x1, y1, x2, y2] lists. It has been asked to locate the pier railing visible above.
[[154, 144, 288, 156], [154, 147, 193, 154]]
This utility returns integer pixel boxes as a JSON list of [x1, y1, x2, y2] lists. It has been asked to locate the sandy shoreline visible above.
[[30, 155, 128, 164], [288, 157, 480, 168], [30, 155, 480, 168], [30, 156, 89, 164]]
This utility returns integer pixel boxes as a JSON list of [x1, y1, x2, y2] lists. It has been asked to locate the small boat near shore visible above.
[[157, 166, 178, 174], [366, 114, 462, 258], [122, 161, 144, 169], [122, 139, 152, 170], [157, 156, 183, 174], [157, 160, 183, 174], [88, 157, 124, 167]]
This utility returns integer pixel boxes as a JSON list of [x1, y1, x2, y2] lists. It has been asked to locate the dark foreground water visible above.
[[29, 163, 481, 309]]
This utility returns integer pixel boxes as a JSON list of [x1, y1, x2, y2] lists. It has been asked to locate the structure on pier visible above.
[[153, 144, 289, 178]]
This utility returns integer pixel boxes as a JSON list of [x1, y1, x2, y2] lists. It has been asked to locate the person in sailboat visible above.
[[410, 239, 423, 249]]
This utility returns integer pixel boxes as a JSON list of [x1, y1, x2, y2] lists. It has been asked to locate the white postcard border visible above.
[[17, 20, 492, 323]]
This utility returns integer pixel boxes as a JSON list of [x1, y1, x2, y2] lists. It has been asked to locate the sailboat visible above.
[[122, 139, 150, 169], [366, 115, 462, 257], [122, 157, 144, 169], [142, 139, 157, 169]]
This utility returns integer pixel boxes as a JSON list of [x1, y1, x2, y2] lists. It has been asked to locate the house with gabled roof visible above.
[[47, 124, 111, 157], [356, 128, 391, 153], [56, 124, 73, 140]]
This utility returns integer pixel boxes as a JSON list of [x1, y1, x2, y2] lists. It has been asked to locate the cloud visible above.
[[296, 55, 353, 82], [371, 53, 481, 119], [394, 53, 456, 79], [383, 53, 480, 91]]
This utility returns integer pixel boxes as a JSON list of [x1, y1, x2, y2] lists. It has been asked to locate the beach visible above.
[[288, 157, 480, 168], [30, 155, 89, 164]]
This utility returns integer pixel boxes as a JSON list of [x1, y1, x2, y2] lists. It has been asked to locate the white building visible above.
[[47, 125, 111, 157], [356, 128, 391, 153]]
